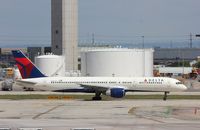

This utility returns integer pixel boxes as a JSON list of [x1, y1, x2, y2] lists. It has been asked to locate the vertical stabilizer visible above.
[[12, 50, 46, 79]]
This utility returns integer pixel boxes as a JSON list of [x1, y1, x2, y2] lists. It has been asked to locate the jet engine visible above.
[[105, 88, 126, 98]]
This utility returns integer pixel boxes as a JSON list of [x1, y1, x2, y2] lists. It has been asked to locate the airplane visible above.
[[12, 50, 187, 100]]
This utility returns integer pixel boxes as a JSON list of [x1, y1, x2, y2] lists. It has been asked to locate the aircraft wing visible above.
[[80, 83, 127, 92]]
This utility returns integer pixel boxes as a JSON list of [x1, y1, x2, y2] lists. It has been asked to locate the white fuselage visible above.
[[17, 77, 187, 92]]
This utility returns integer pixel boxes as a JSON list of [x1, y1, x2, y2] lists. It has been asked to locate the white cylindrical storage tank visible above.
[[144, 49, 154, 76], [81, 48, 154, 77], [35, 55, 65, 77]]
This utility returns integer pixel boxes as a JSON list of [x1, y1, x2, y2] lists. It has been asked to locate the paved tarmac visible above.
[[0, 99, 200, 130], [0, 79, 200, 130], [0, 91, 200, 95]]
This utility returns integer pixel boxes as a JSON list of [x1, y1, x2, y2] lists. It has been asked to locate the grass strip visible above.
[[0, 94, 199, 100]]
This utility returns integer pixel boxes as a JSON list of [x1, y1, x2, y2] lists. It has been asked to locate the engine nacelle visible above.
[[105, 88, 126, 98]]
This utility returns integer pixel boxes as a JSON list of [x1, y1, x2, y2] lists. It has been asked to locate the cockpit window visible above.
[[176, 82, 182, 85]]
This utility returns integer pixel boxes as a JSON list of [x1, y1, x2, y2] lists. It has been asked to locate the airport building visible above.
[[51, 0, 78, 72], [158, 67, 193, 76], [0, 48, 27, 67], [154, 48, 200, 64]]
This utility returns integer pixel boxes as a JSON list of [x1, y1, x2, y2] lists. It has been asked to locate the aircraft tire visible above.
[[92, 96, 102, 100]]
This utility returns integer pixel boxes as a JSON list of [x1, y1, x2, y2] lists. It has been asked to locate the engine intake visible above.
[[105, 88, 125, 98]]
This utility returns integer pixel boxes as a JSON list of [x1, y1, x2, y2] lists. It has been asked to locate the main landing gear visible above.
[[163, 92, 169, 101], [92, 91, 102, 100]]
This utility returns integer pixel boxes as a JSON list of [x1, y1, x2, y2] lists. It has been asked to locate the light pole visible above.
[[196, 34, 200, 47], [142, 36, 144, 49], [92, 33, 95, 46], [142, 36, 145, 76], [182, 51, 185, 75], [189, 33, 192, 48]]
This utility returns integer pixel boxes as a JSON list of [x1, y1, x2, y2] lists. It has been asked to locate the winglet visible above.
[[12, 50, 46, 79]]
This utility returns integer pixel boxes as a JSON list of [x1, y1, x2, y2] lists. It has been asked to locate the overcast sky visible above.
[[0, 0, 199, 47]]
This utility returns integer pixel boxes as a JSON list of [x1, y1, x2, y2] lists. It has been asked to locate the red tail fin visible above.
[[12, 50, 46, 79]]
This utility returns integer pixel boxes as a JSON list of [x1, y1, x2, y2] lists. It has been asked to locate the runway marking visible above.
[[140, 116, 165, 123], [32, 104, 64, 119], [128, 107, 165, 123], [128, 107, 136, 115]]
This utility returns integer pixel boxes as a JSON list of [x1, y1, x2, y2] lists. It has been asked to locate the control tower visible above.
[[51, 0, 78, 72]]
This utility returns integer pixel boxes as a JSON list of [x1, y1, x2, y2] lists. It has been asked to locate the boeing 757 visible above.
[[12, 50, 187, 100]]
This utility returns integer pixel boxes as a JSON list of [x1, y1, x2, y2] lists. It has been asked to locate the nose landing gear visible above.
[[163, 92, 169, 101]]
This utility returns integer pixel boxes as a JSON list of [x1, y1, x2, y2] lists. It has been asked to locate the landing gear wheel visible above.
[[92, 96, 102, 100], [92, 92, 102, 100], [163, 92, 169, 101]]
